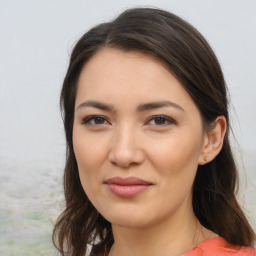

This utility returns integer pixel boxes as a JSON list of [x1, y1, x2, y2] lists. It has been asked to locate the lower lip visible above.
[[106, 184, 151, 198]]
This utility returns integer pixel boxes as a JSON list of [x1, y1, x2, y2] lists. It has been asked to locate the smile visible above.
[[104, 177, 153, 198]]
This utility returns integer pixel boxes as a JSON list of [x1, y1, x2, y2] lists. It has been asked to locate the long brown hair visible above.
[[52, 7, 256, 256]]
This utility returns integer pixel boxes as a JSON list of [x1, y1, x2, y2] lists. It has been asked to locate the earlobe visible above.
[[198, 116, 227, 165]]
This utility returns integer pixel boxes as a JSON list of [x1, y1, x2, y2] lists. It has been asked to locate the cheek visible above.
[[150, 137, 201, 169], [147, 130, 203, 188], [73, 129, 108, 166], [73, 131, 108, 191]]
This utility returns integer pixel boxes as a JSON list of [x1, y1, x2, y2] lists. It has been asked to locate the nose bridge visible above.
[[109, 123, 144, 167]]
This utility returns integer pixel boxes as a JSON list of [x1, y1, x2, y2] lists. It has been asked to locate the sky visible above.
[[0, 0, 255, 225]]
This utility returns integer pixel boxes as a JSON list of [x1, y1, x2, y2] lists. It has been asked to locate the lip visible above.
[[104, 177, 153, 198]]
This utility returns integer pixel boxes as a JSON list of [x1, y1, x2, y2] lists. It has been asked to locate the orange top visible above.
[[184, 237, 256, 256]]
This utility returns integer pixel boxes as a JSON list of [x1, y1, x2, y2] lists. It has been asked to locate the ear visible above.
[[198, 116, 227, 165]]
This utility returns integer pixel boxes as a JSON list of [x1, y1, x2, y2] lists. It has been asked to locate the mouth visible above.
[[104, 176, 153, 198]]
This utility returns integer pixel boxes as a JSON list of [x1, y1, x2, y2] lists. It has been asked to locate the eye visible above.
[[81, 115, 109, 126], [146, 115, 175, 126]]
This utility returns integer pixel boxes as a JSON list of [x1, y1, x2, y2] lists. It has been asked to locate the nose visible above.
[[108, 126, 145, 168]]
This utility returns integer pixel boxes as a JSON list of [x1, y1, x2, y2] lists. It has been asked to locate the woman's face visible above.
[[73, 48, 208, 228]]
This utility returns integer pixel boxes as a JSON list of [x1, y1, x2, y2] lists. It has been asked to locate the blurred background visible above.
[[0, 0, 255, 255]]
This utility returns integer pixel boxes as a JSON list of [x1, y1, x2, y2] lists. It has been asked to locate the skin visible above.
[[73, 48, 226, 256]]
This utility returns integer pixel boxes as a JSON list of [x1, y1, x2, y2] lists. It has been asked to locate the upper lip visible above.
[[104, 176, 152, 185]]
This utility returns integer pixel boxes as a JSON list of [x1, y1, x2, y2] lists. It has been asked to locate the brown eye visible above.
[[147, 115, 175, 126], [93, 116, 105, 124], [154, 116, 167, 125], [82, 115, 108, 125]]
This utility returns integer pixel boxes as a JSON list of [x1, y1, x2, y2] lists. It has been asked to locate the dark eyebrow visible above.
[[76, 100, 114, 112], [76, 100, 185, 112], [137, 101, 185, 112]]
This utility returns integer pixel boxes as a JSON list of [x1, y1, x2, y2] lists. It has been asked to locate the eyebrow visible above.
[[76, 100, 114, 111], [76, 100, 185, 112], [136, 100, 185, 112]]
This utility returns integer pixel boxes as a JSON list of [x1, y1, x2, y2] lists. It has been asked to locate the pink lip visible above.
[[104, 177, 152, 198]]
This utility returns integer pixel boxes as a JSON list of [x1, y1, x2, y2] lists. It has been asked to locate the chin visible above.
[[100, 206, 156, 229], [108, 215, 149, 228]]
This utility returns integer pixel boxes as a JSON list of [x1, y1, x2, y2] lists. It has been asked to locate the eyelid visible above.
[[146, 115, 176, 126], [80, 114, 175, 127], [81, 115, 110, 126]]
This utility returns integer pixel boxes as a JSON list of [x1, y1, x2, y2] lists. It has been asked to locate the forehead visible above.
[[75, 48, 197, 113], [79, 48, 172, 84]]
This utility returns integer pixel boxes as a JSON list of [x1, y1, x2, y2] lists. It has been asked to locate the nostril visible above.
[[108, 146, 145, 168], [108, 150, 135, 168]]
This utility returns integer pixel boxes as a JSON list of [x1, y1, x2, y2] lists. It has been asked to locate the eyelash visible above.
[[81, 115, 109, 126], [81, 115, 175, 127], [146, 115, 175, 126]]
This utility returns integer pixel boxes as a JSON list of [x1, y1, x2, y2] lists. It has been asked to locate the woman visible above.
[[52, 7, 256, 256]]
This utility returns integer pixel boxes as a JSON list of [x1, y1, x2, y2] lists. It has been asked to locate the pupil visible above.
[[155, 117, 165, 124], [95, 117, 104, 124]]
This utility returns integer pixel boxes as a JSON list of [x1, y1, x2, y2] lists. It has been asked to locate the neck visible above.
[[110, 205, 215, 256]]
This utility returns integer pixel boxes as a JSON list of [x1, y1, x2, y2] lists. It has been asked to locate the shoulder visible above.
[[184, 237, 256, 256]]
